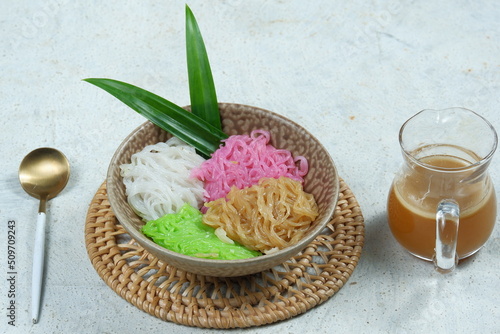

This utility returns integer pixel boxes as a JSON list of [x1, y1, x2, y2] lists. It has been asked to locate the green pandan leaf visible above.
[[185, 5, 222, 130], [84, 78, 227, 158]]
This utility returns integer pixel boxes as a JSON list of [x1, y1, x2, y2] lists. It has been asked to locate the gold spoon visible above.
[[19, 147, 70, 324]]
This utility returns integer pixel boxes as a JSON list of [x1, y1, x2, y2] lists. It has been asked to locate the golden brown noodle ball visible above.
[[203, 177, 318, 254]]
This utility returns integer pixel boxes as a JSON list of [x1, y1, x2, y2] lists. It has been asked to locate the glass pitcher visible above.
[[387, 108, 497, 273]]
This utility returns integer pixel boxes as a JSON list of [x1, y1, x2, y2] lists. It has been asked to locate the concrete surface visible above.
[[1, 1, 499, 333]]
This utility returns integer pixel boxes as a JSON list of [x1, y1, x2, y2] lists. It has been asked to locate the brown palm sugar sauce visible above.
[[387, 155, 496, 260]]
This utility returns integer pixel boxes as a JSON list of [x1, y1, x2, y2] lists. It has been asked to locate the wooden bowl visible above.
[[107, 103, 339, 277]]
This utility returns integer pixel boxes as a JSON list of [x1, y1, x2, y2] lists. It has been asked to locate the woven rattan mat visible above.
[[85, 179, 364, 329]]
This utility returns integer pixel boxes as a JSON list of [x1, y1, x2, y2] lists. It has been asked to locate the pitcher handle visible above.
[[433, 200, 460, 273]]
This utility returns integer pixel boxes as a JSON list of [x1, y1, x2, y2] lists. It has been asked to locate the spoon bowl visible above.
[[19, 147, 70, 207], [19, 147, 70, 324]]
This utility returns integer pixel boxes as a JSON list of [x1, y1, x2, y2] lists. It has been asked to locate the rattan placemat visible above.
[[85, 179, 364, 329]]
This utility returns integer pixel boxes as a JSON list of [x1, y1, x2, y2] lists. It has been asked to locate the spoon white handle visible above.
[[32, 212, 46, 324]]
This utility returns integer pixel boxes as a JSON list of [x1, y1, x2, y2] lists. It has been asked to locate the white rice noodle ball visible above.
[[120, 137, 206, 221]]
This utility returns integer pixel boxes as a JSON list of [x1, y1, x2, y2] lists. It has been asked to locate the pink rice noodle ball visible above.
[[191, 129, 308, 205]]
